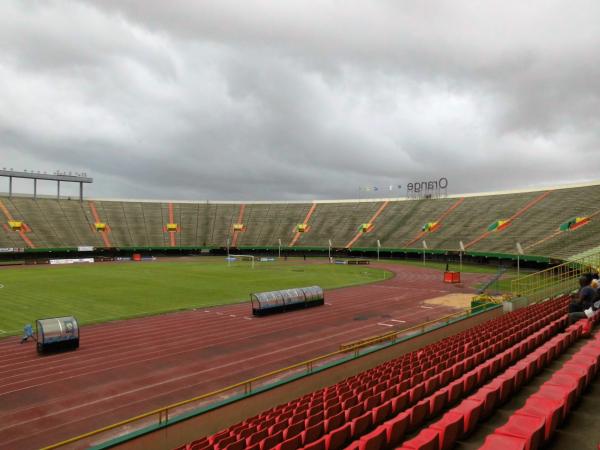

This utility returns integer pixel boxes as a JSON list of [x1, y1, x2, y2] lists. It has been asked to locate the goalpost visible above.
[[226, 254, 255, 269]]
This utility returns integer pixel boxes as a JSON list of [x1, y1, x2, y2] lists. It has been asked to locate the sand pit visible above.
[[424, 293, 474, 308]]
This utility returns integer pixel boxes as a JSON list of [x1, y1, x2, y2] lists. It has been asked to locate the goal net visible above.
[[226, 254, 255, 269]]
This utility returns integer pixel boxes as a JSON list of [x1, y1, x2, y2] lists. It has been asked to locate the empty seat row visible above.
[[174, 296, 569, 450], [481, 318, 600, 450], [347, 314, 570, 450]]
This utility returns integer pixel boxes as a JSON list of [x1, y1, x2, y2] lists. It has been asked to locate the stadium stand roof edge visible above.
[[1, 178, 600, 205]]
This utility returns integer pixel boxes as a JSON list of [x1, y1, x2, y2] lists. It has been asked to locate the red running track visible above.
[[0, 263, 487, 450]]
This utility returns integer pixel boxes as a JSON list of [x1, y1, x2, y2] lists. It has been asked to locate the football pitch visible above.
[[0, 258, 391, 336]]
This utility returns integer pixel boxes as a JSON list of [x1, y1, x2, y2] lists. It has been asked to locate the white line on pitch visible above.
[[420, 305, 434, 309], [377, 322, 394, 327], [391, 319, 406, 323], [0, 330, 5, 334]]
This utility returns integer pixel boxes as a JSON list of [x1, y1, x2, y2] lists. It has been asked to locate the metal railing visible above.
[[511, 251, 600, 303], [41, 303, 497, 450]]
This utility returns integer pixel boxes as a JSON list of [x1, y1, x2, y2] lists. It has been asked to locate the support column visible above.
[[34, 178, 37, 199], [79, 182, 83, 201], [57, 180, 60, 199], [9, 176, 12, 197]]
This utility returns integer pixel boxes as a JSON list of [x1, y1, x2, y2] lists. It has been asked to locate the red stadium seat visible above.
[[453, 398, 483, 437], [401, 428, 440, 450], [275, 434, 302, 450], [494, 414, 545, 450], [480, 433, 527, 449], [324, 422, 351, 450], [350, 412, 373, 439], [384, 411, 409, 447], [429, 411, 464, 450]]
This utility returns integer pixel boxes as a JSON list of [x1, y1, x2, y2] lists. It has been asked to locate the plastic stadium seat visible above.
[[444, 379, 464, 405], [549, 373, 585, 399], [461, 372, 478, 394], [372, 401, 392, 425], [480, 433, 527, 449], [563, 360, 594, 387], [325, 411, 345, 433], [516, 396, 563, 442], [284, 421, 304, 440], [408, 399, 429, 431], [324, 422, 351, 450], [401, 428, 440, 450], [494, 414, 545, 450], [351, 413, 373, 439], [488, 374, 515, 405], [384, 411, 409, 447], [476, 362, 491, 385], [409, 384, 425, 404], [356, 425, 387, 450], [260, 430, 283, 450], [391, 392, 409, 415], [269, 421, 288, 436], [306, 412, 324, 427], [275, 434, 302, 450], [453, 398, 483, 437], [301, 422, 324, 445], [471, 385, 500, 420], [428, 390, 447, 417], [303, 437, 326, 450], [345, 404, 364, 423], [539, 383, 576, 417], [504, 365, 527, 391], [429, 411, 464, 450], [424, 374, 440, 395]]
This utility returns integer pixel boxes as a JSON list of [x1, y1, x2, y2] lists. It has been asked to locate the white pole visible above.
[[459, 251, 463, 273], [377, 239, 381, 261], [227, 237, 230, 267], [278, 238, 281, 258], [422, 240, 427, 266], [459, 240, 465, 273], [517, 254, 520, 279], [328, 239, 332, 261]]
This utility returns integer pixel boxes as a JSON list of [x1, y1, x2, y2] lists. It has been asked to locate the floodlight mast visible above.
[[0, 169, 93, 201]]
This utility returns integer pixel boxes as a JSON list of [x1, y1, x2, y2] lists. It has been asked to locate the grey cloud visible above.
[[1, 0, 599, 201]]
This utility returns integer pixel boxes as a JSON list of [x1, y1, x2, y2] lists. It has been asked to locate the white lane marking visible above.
[[204, 310, 210, 313], [229, 314, 236, 318], [377, 322, 394, 327], [244, 317, 253, 320], [420, 305, 434, 309], [216, 312, 224, 315], [391, 319, 406, 323], [325, 302, 332, 305]]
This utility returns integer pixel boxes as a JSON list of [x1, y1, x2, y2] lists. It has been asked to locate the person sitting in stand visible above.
[[569, 274, 597, 323], [20, 324, 34, 343]]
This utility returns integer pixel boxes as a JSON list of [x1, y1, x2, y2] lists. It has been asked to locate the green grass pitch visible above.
[[0, 258, 391, 336]]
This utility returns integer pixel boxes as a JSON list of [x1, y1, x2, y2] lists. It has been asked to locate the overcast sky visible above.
[[1, 1, 599, 201]]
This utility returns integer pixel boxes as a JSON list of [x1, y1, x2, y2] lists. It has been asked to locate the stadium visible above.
[[3, 2, 600, 449], [1, 178, 600, 450]]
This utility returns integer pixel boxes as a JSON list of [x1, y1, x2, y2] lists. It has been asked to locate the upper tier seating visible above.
[[2, 181, 600, 258]]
